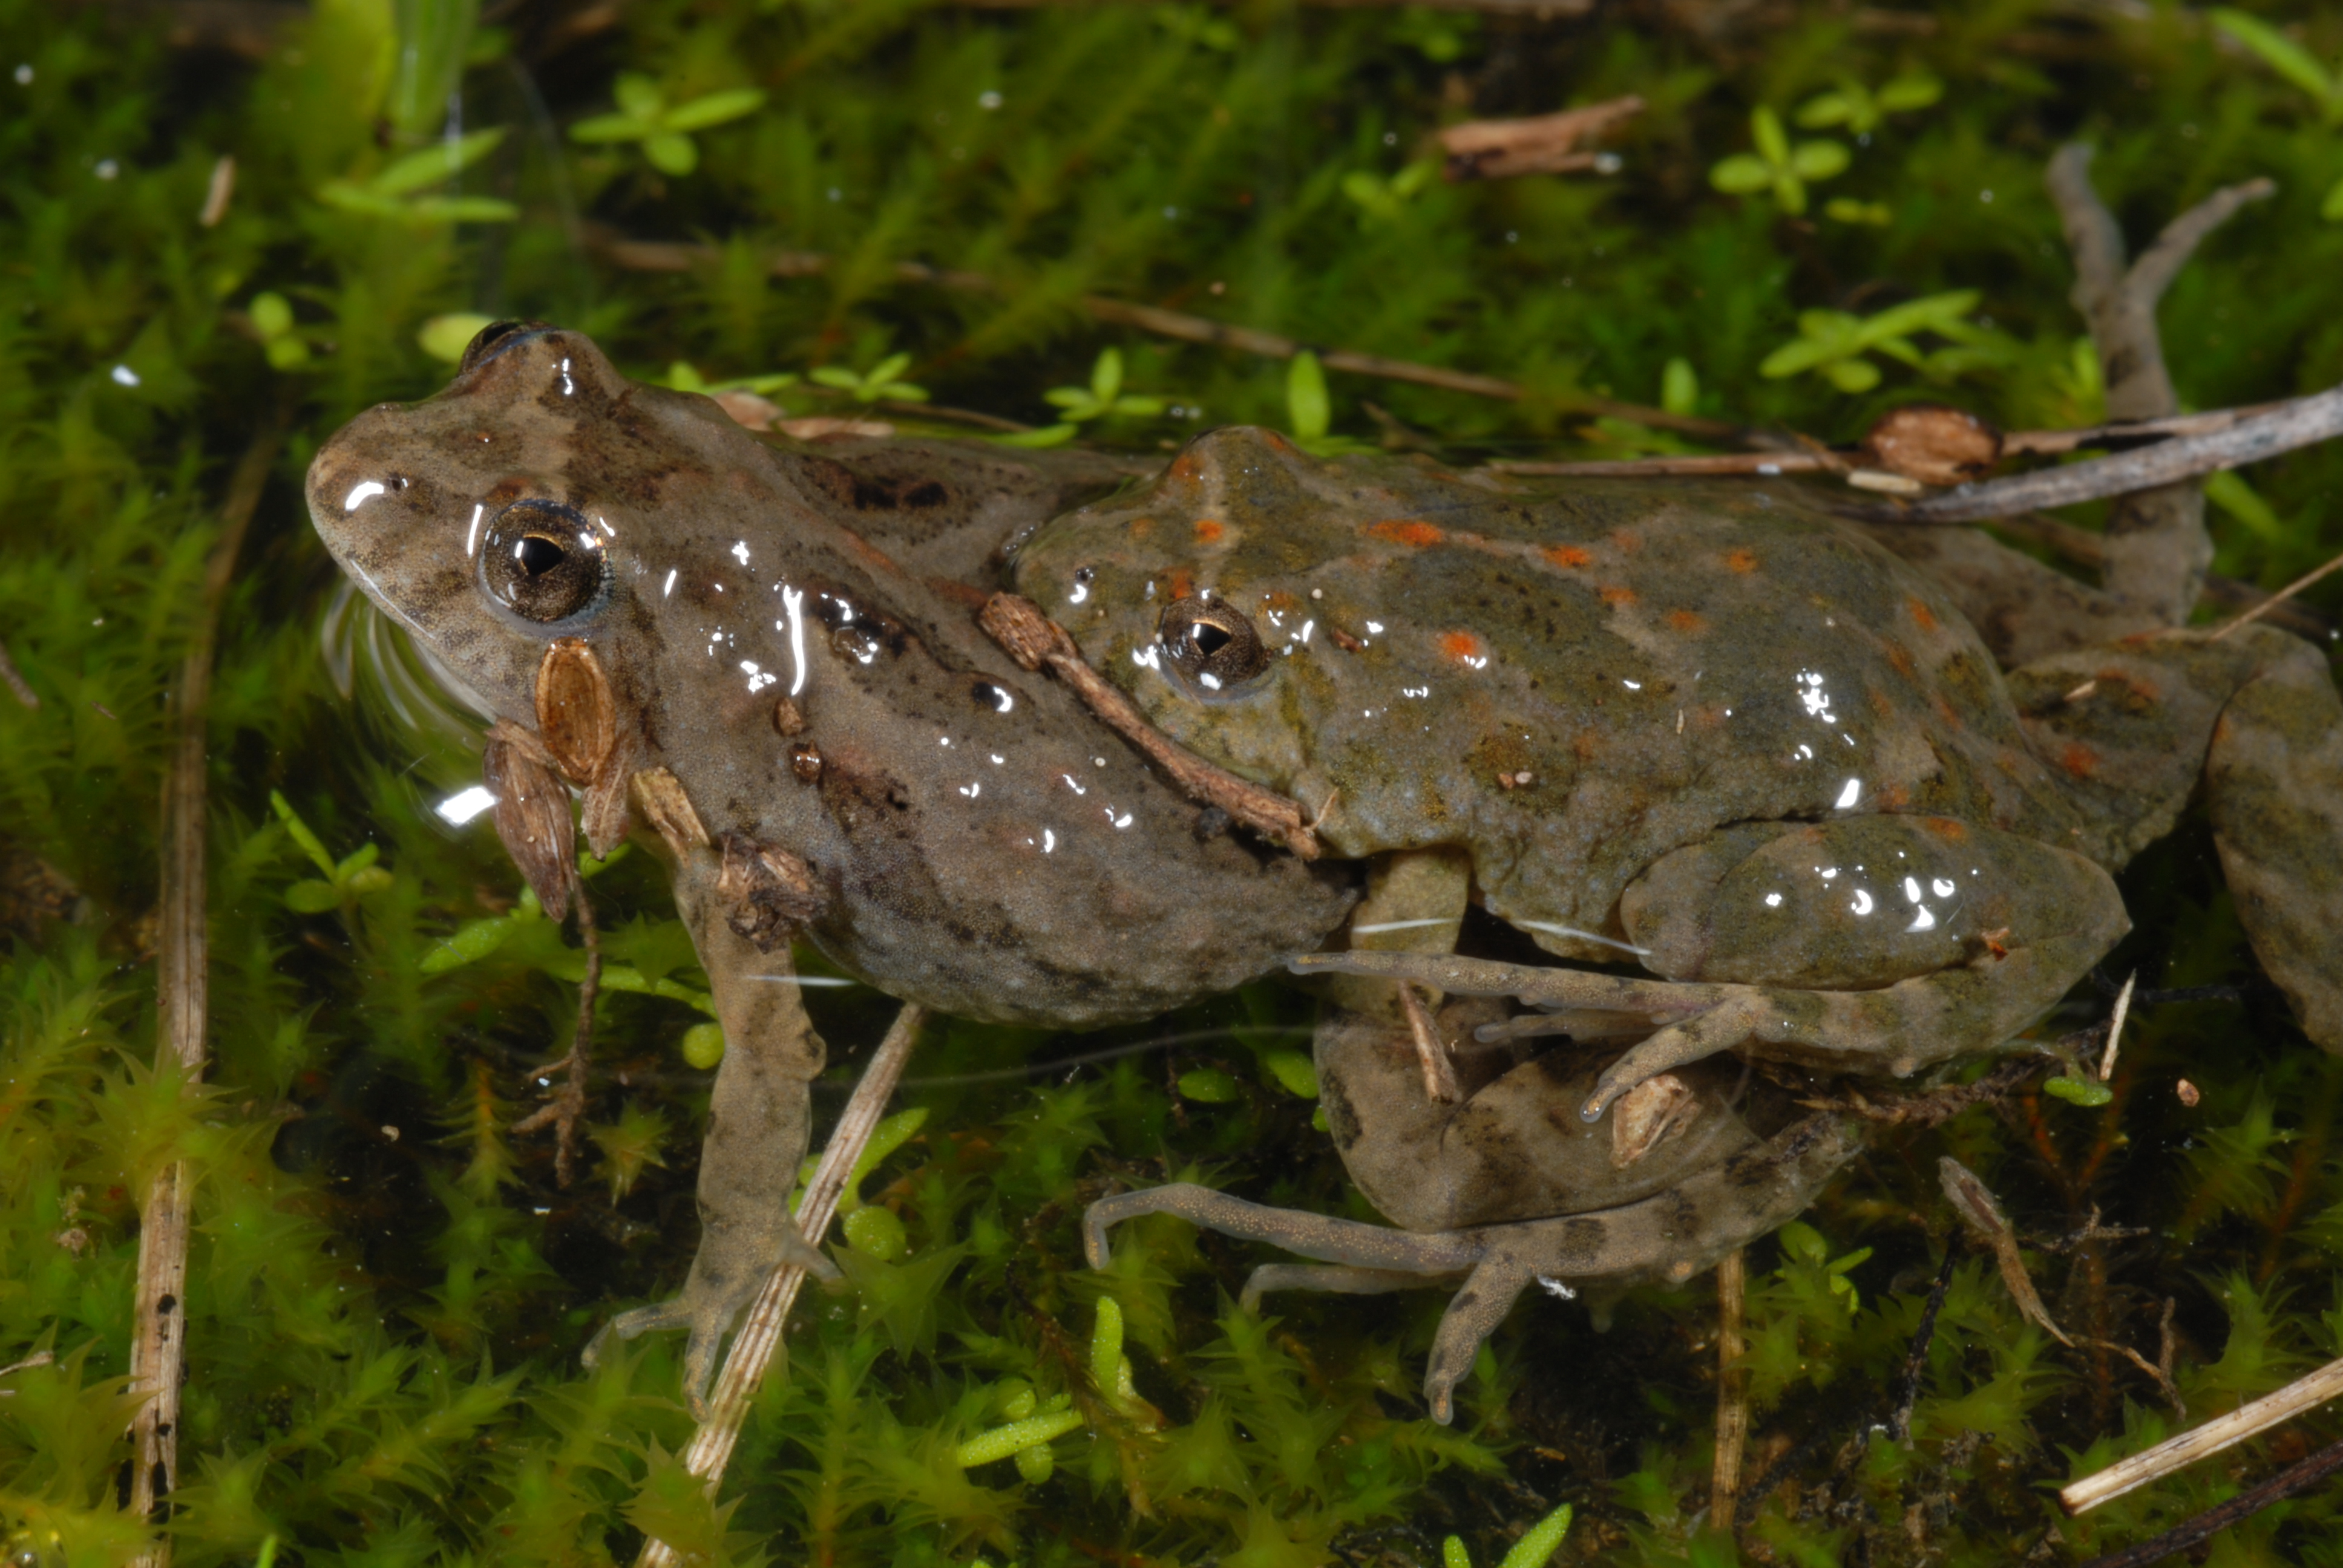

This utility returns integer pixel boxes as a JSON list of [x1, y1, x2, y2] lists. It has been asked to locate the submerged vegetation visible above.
[[2, 0, 2342, 1563]]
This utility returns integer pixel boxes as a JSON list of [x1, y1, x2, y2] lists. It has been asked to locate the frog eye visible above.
[[459, 319, 546, 374], [1158, 594, 1268, 693], [479, 500, 606, 623]]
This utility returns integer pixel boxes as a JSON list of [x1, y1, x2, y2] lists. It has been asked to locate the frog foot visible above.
[[1083, 1112, 1860, 1424], [583, 1212, 838, 1416], [1292, 923, 2113, 1123]]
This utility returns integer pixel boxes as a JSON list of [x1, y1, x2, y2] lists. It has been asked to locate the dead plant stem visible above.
[[125, 422, 281, 1565]]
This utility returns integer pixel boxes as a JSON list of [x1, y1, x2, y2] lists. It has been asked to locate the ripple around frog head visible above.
[[318, 579, 497, 786]]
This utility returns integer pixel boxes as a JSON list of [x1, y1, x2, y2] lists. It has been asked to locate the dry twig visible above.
[[1437, 96, 1641, 181], [1940, 1156, 2071, 1346], [1712, 1249, 1749, 1527], [2210, 546, 2343, 641], [125, 423, 281, 1564], [979, 592, 1322, 857], [2071, 1434, 2343, 1568], [633, 1003, 926, 1568], [2061, 1352, 2343, 1515]]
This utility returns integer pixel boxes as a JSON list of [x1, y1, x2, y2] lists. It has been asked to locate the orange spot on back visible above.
[[1165, 453, 1202, 483], [1543, 544, 1592, 569], [1599, 584, 1637, 607], [1262, 590, 1299, 613], [1885, 642, 1916, 678], [1922, 817, 1970, 841], [1127, 515, 1155, 540], [1441, 630, 1487, 665], [1168, 568, 1194, 601], [1906, 596, 1939, 633], [1725, 548, 1758, 574], [1609, 528, 1643, 553], [2059, 743, 2100, 779], [1367, 518, 1444, 547], [1193, 518, 1226, 544], [1666, 609, 1706, 633]]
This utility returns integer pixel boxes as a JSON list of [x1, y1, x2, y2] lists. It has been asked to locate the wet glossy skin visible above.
[[310, 331, 2343, 1422], [310, 332, 1355, 1028]]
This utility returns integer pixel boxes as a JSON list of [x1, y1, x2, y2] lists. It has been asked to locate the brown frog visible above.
[[308, 324, 2343, 1425]]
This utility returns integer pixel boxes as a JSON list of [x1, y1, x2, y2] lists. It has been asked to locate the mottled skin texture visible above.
[[309, 331, 2343, 1423], [1023, 426, 2343, 1419], [305, 330, 1354, 1405]]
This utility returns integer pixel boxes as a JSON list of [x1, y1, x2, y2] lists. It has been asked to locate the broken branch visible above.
[[2061, 1351, 2343, 1515]]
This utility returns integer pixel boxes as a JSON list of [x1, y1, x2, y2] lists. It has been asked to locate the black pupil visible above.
[[516, 535, 568, 577], [1188, 621, 1231, 656]]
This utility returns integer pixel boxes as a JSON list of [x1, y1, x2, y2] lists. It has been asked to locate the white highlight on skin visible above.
[[1835, 777, 1863, 809], [343, 480, 386, 511], [1850, 889, 1875, 916], [1932, 877, 1957, 897], [1904, 877, 1924, 904], [782, 586, 807, 696], [465, 503, 484, 557], [664, 568, 678, 597], [1908, 906, 1938, 932], [1764, 892, 1783, 907], [1351, 917, 1461, 935], [434, 785, 496, 826]]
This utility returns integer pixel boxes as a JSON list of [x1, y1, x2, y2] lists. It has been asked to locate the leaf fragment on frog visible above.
[[1609, 1071, 1701, 1168], [483, 720, 576, 921], [631, 765, 710, 859], [1939, 1155, 2071, 1344]]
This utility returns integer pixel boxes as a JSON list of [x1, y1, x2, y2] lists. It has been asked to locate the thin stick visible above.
[[586, 228, 1738, 440], [2210, 547, 2343, 640], [1397, 981, 1460, 1105], [1489, 452, 1838, 478], [632, 1002, 926, 1568], [2060, 1351, 2343, 1515], [2072, 1433, 2343, 1568], [1712, 1249, 1749, 1528], [1851, 384, 2343, 524], [0, 639, 38, 707], [126, 423, 281, 1565]]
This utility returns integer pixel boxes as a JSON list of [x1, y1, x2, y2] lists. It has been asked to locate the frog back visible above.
[[1014, 427, 2086, 958]]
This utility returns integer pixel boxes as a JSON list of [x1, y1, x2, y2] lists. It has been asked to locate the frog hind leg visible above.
[[2203, 632, 2343, 1045], [1084, 1113, 1860, 1423], [2011, 624, 2343, 1049], [581, 849, 835, 1414]]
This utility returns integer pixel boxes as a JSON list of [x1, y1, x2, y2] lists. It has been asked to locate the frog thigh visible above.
[[582, 849, 834, 1414], [2204, 633, 2343, 1047]]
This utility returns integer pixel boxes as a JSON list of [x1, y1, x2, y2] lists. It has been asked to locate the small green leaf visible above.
[[612, 72, 664, 119], [1660, 357, 1698, 416], [1091, 347, 1123, 404], [405, 195, 519, 223], [421, 916, 519, 974], [2044, 1073, 2115, 1107], [868, 353, 912, 385], [370, 128, 508, 197], [808, 366, 862, 391], [952, 1409, 1084, 1469], [1177, 1068, 1241, 1103], [2206, 469, 2286, 541], [1286, 350, 1331, 442], [680, 1021, 726, 1069], [1824, 197, 1892, 226], [1708, 153, 1772, 194], [643, 132, 698, 176], [419, 313, 496, 362], [1789, 139, 1849, 180], [1260, 1049, 1319, 1099], [664, 87, 767, 132], [248, 292, 295, 339], [1876, 73, 1943, 113], [1494, 1504, 1573, 1568], [1751, 106, 1790, 166], [844, 1205, 908, 1260], [333, 842, 380, 880], [1443, 1537, 1472, 1568], [263, 336, 311, 371], [1825, 357, 1881, 393], [269, 791, 339, 878], [342, 866, 394, 897], [1013, 1443, 1054, 1484], [2323, 175, 2343, 222], [284, 880, 344, 914], [567, 111, 646, 145], [1795, 91, 1855, 129]]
